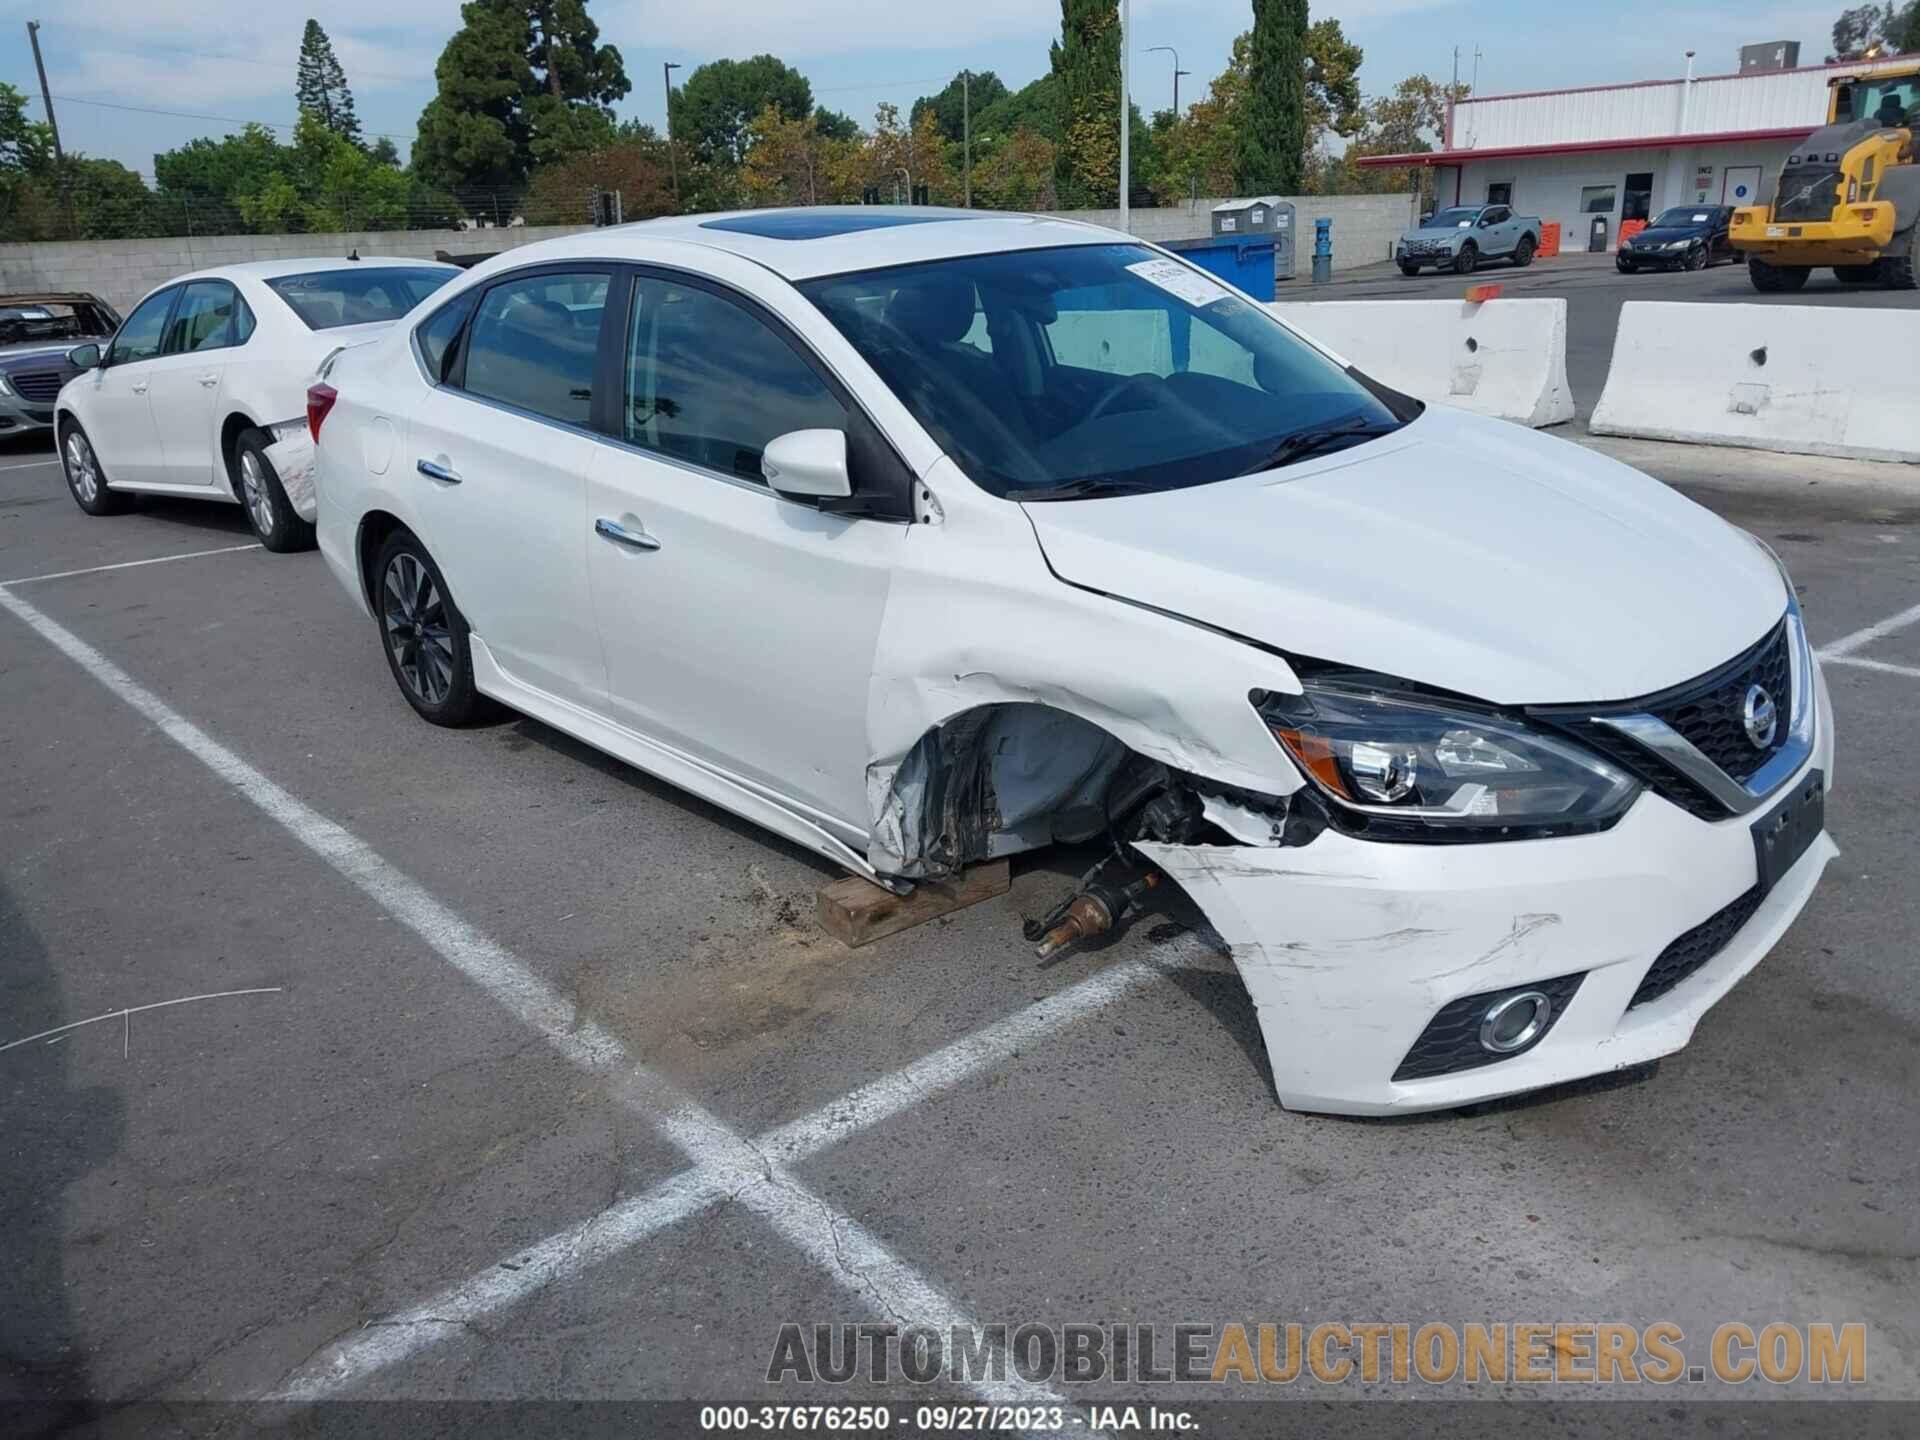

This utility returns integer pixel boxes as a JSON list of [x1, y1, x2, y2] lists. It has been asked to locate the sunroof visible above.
[[699, 211, 983, 240]]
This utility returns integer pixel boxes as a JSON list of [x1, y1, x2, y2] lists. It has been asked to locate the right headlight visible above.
[[1256, 676, 1641, 842]]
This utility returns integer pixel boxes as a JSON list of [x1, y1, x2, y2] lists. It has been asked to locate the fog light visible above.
[[1479, 990, 1552, 1053]]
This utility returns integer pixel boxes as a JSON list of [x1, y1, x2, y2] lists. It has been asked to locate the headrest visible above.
[[883, 277, 976, 345]]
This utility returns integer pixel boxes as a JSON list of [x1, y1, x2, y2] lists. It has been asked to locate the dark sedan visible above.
[[0, 293, 122, 438], [1617, 207, 1736, 273]]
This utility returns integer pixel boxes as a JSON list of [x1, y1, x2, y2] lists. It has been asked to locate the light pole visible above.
[[663, 61, 682, 207], [1144, 45, 1188, 118]]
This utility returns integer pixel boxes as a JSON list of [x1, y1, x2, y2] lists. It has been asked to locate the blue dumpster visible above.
[[1160, 235, 1277, 301]]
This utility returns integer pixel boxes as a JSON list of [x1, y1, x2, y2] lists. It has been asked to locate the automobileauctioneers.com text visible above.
[[766, 1320, 1867, 1388]]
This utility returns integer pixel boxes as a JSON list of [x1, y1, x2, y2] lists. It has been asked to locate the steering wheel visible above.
[[1085, 373, 1166, 424]]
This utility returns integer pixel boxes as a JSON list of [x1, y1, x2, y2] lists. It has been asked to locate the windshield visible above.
[[798, 243, 1404, 499], [0, 299, 118, 346], [1421, 208, 1481, 229], [266, 267, 457, 330], [1838, 74, 1919, 126], [1649, 208, 1716, 228]]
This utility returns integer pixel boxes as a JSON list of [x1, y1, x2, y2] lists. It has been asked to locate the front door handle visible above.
[[198, 373, 218, 388], [131, 381, 149, 395], [416, 458, 461, 484], [595, 517, 661, 551]]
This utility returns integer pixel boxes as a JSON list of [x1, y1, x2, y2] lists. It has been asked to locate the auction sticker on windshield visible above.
[[1127, 257, 1231, 307]]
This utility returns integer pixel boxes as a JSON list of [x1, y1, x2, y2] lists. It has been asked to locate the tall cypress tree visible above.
[[1237, 0, 1306, 194], [1049, 0, 1121, 207], [296, 19, 362, 145]]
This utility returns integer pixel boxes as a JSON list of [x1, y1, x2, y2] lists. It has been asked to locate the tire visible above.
[[57, 420, 132, 516], [373, 530, 491, 726], [1399, 263, 1421, 277], [1834, 264, 1879, 284], [1511, 235, 1536, 267], [1616, 256, 1638, 274], [1879, 227, 1918, 290], [231, 427, 315, 553], [1683, 244, 1707, 271], [1748, 257, 1810, 292], [1452, 244, 1478, 275]]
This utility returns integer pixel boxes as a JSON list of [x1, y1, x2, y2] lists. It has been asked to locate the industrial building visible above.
[[1357, 47, 1918, 252]]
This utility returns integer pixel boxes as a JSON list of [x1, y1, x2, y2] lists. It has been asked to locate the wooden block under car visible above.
[[817, 860, 1012, 948]]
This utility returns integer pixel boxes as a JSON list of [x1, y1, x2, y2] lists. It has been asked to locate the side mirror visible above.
[[67, 343, 102, 370], [762, 428, 851, 501]]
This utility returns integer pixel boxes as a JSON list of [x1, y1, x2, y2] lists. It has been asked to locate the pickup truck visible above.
[[1396, 205, 1543, 275]]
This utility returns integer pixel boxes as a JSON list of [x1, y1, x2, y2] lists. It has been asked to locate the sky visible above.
[[0, 0, 1853, 183]]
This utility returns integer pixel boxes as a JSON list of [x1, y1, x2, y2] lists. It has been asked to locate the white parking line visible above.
[[1823, 654, 1920, 681], [1, 543, 263, 587], [0, 458, 60, 472], [1818, 600, 1920, 659], [273, 948, 1194, 1398], [0, 582, 1092, 1423]]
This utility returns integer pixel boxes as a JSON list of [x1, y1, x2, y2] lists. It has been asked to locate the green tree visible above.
[[1828, 3, 1903, 58], [912, 71, 1011, 143], [813, 107, 860, 142], [1238, 0, 1307, 193], [295, 19, 361, 144], [413, 0, 629, 197], [1, 83, 53, 174], [1050, 0, 1122, 206], [674, 55, 814, 168], [974, 74, 1062, 143], [1338, 74, 1466, 202], [1302, 17, 1363, 186]]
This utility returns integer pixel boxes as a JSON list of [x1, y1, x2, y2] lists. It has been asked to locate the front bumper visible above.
[[1730, 202, 1896, 266], [0, 392, 56, 433], [1138, 663, 1836, 1115]]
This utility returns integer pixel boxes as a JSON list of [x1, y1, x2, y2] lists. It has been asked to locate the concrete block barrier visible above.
[[1590, 302, 1920, 464], [1268, 297, 1576, 428]]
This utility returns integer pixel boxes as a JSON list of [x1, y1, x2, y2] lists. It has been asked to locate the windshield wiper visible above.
[[1017, 476, 1160, 501], [1239, 416, 1397, 476]]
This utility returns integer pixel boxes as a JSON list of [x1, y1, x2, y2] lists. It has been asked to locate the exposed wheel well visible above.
[[356, 509, 408, 610]]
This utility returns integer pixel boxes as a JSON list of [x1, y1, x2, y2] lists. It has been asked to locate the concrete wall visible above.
[[1054, 192, 1417, 270], [0, 226, 585, 313], [1, 195, 1418, 313]]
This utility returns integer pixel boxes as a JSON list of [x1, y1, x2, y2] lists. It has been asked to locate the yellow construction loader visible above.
[[1731, 57, 1920, 291]]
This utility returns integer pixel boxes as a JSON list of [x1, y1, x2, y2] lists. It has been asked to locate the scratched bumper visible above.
[[1137, 669, 1836, 1116]]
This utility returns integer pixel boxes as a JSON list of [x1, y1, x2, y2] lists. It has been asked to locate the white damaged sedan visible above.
[[310, 208, 1834, 1114]]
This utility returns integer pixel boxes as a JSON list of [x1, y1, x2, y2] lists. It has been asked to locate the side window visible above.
[[233, 295, 257, 344], [460, 271, 609, 427], [415, 291, 478, 385], [625, 277, 846, 482], [164, 281, 243, 354], [109, 288, 175, 365]]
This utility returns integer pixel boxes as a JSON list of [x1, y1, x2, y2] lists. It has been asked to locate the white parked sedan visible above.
[[54, 256, 457, 550], [311, 208, 1835, 1114]]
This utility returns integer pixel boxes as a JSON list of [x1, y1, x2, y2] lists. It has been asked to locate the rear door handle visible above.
[[131, 381, 149, 395], [198, 373, 218, 388], [594, 517, 661, 551], [416, 458, 461, 483]]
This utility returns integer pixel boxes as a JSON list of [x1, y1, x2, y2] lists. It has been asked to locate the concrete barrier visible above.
[[1268, 298, 1576, 428], [1590, 301, 1920, 464]]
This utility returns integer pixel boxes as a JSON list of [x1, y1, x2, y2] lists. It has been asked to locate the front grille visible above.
[[1534, 620, 1794, 821], [1393, 972, 1586, 1082], [1631, 887, 1763, 1008], [7, 368, 69, 403], [1773, 165, 1841, 223], [1649, 621, 1792, 784]]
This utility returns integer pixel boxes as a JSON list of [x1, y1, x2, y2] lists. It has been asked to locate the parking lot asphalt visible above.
[[4, 384, 1920, 1432], [1278, 251, 1920, 423]]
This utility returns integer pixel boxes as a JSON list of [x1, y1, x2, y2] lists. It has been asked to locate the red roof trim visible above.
[[1352, 126, 1809, 168], [1454, 54, 1910, 107]]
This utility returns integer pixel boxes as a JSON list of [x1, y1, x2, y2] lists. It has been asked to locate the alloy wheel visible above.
[[64, 432, 99, 504], [239, 449, 276, 536], [382, 552, 454, 705]]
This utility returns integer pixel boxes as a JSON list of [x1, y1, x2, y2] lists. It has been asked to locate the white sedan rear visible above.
[[53, 257, 457, 550]]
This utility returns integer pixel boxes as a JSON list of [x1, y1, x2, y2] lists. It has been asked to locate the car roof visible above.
[[169, 256, 460, 286], [481, 207, 1129, 282]]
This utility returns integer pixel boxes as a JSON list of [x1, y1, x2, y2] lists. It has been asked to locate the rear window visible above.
[[266, 267, 457, 331]]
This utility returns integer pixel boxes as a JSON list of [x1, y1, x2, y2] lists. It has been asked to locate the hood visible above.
[[0, 339, 95, 365], [1401, 224, 1468, 243], [1627, 224, 1708, 245], [1019, 406, 1786, 706]]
